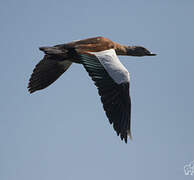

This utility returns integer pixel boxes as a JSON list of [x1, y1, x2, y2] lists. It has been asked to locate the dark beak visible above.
[[147, 52, 157, 56]]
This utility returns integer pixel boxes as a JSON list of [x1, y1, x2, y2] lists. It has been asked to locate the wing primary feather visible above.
[[28, 56, 72, 93], [79, 50, 131, 143]]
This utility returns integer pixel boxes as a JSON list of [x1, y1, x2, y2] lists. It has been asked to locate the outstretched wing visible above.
[[80, 49, 131, 143], [28, 55, 72, 93]]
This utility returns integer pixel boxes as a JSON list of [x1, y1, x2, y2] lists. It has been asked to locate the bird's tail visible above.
[[39, 46, 68, 57]]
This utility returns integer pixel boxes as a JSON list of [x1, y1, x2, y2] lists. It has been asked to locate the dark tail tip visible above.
[[39, 46, 66, 56], [39, 47, 50, 52], [39, 46, 56, 55]]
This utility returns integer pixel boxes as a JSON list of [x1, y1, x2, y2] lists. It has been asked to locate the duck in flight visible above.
[[28, 36, 156, 143]]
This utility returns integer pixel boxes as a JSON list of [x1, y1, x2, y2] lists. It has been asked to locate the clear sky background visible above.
[[1, 0, 194, 179]]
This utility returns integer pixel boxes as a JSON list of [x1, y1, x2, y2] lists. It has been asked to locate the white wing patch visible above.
[[89, 49, 130, 84]]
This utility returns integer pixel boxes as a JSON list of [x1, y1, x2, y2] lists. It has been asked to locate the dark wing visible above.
[[79, 49, 131, 143], [28, 55, 72, 93]]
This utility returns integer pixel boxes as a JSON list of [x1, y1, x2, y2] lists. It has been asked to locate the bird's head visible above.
[[126, 46, 156, 57]]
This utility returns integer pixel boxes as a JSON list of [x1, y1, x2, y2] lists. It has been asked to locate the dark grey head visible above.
[[126, 46, 156, 57]]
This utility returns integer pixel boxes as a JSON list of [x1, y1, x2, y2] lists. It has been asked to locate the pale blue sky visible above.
[[1, 0, 194, 179]]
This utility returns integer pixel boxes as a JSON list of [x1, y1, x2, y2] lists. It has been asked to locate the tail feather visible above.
[[39, 46, 68, 56]]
